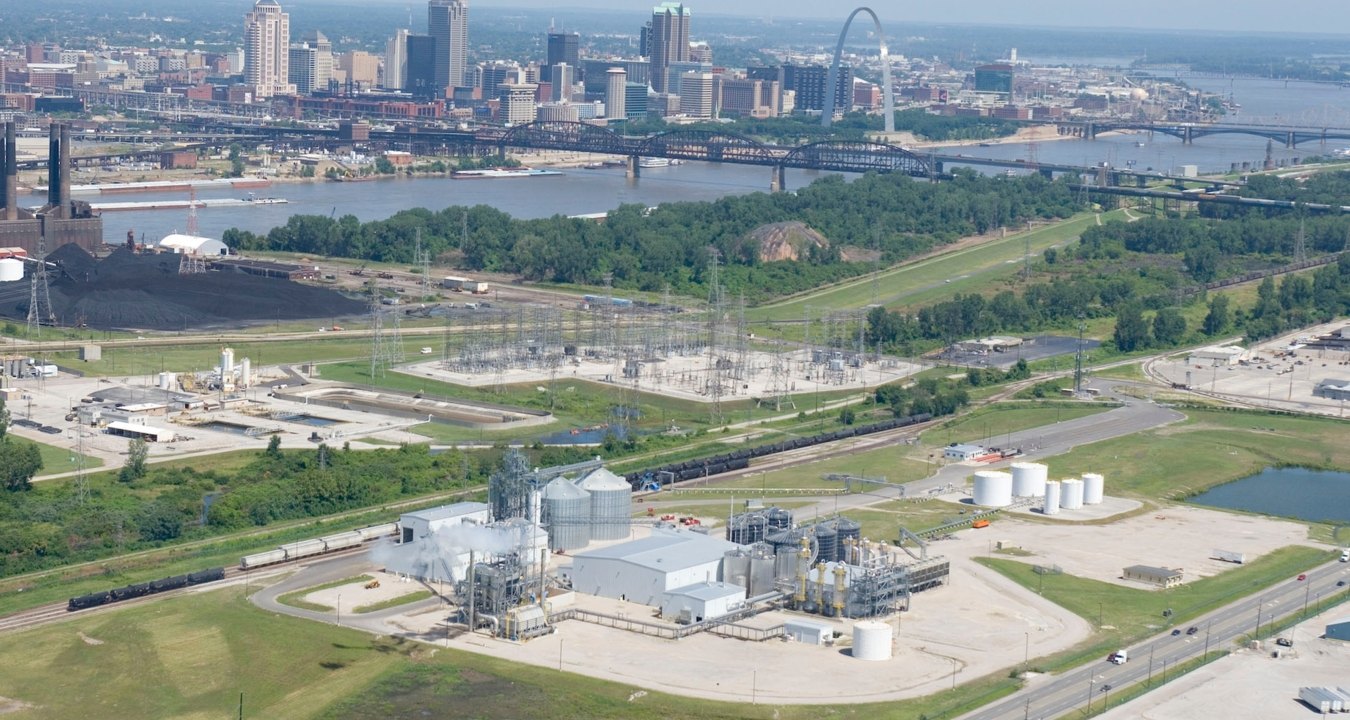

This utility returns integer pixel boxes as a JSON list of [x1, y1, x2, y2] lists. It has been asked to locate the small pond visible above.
[[1189, 467, 1350, 524]]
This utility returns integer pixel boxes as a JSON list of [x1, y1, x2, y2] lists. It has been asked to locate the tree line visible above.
[[224, 171, 1083, 302]]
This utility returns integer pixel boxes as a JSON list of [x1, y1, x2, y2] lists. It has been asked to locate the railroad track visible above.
[[0, 544, 376, 636]]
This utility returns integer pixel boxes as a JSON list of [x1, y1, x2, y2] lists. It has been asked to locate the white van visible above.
[[1340, 548, 1349, 562]]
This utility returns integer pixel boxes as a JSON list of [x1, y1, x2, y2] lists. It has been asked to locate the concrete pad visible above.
[[303, 570, 428, 611]]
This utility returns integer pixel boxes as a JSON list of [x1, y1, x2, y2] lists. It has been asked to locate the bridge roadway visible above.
[[1059, 119, 1350, 148], [1078, 184, 1350, 214]]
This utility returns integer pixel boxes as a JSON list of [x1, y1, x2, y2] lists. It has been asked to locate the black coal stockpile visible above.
[[1, 245, 367, 331]]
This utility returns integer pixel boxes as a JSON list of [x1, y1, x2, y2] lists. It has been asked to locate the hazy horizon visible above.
[[332, 0, 1350, 36]]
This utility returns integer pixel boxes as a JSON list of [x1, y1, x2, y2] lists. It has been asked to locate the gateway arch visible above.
[[822, 7, 896, 134]]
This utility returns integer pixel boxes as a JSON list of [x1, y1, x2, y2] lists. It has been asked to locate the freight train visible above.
[[238, 522, 398, 570], [623, 413, 932, 489], [67, 567, 225, 611]]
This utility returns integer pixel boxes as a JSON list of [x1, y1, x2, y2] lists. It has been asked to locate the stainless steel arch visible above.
[[823, 7, 895, 134]]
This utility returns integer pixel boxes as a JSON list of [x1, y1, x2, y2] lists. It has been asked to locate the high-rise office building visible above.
[[974, 64, 1014, 97], [644, 2, 690, 94], [778, 63, 851, 112], [244, 0, 295, 98], [428, 0, 468, 96], [545, 31, 579, 83], [405, 34, 437, 98], [384, 29, 409, 90], [605, 67, 627, 121], [551, 62, 574, 102], [624, 82, 649, 122], [678, 71, 713, 118], [288, 30, 332, 95], [500, 83, 538, 125]]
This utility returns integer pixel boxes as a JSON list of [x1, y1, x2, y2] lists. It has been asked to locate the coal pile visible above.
[[0, 245, 367, 331]]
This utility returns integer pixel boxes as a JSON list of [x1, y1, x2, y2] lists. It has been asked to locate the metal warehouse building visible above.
[[1328, 617, 1350, 642], [570, 528, 740, 605]]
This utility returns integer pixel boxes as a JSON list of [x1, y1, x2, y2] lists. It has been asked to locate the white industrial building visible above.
[[399, 502, 490, 543], [155, 233, 230, 256], [569, 528, 740, 605], [384, 502, 548, 584], [784, 618, 834, 645], [660, 581, 746, 623], [944, 444, 985, 461], [1187, 345, 1248, 366]]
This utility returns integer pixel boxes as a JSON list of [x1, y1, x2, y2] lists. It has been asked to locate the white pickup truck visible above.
[[1108, 649, 1128, 665]]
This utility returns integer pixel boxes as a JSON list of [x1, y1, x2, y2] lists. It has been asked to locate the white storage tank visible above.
[[578, 466, 632, 540], [1043, 480, 1061, 516], [1081, 473, 1105, 505], [0, 258, 23, 283], [852, 620, 893, 661], [1060, 478, 1084, 510], [972, 471, 1014, 507], [1011, 462, 1048, 497], [157, 371, 176, 390], [240, 357, 252, 388]]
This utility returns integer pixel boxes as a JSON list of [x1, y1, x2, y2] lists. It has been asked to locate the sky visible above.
[[497, 1, 1350, 35]]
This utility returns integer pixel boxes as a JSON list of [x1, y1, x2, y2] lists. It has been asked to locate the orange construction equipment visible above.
[[972, 519, 991, 529]]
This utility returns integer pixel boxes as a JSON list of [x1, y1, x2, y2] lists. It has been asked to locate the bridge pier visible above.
[[625, 155, 640, 179], [1183, 127, 1193, 145], [1085, 123, 1096, 140], [1038, 167, 1055, 180], [769, 165, 787, 193], [1286, 131, 1296, 149]]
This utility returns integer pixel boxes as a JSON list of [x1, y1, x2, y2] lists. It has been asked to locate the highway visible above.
[[958, 560, 1350, 720]]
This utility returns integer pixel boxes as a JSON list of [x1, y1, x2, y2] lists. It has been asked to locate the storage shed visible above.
[[943, 444, 985, 461], [570, 528, 739, 606], [1123, 565, 1184, 589], [156, 233, 229, 256], [398, 502, 490, 544], [784, 618, 834, 645], [660, 581, 746, 623]]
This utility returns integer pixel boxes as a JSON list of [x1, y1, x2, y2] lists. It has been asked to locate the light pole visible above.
[[1203, 620, 1212, 660], [1086, 677, 1095, 713], [1023, 631, 1030, 675], [950, 657, 957, 690], [336, 593, 341, 627], [1147, 643, 1155, 686]]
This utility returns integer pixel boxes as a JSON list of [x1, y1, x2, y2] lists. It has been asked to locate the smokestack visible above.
[[47, 124, 60, 210], [3, 122, 15, 221], [59, 124, 71, 216]]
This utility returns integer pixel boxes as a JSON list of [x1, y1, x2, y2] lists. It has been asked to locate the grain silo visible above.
[[579, 466, 632, 540], [541, 475, 591, 551], [973, 471, 1014, 507]]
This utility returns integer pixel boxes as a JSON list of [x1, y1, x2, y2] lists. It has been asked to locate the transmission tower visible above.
[[26, 234, 55, 336], [416, 228, 432, 299], [1293, 219, 1308, 264], [1073, 316, 1087, 395], [705, 248, 724, 425], [759, 340, 795, 411], [368, 281, 402, 377]]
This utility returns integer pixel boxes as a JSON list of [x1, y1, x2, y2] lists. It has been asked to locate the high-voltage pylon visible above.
[[26, 235, 55, 336], [1073, 316, 1087, 395], [368, 281, 402, 377], [705, 248, 725, 425], [759, 340, 795, 411], [1293, 219, 1308, 264], [416, 228, 432, 299]]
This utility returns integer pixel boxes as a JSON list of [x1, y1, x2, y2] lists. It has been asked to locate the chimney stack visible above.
[[2, 122, 16, 221], [47, 124, 60, 211], [59, 124, 71, 216]]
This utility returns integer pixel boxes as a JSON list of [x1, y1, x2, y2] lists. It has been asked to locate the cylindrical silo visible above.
[[809, 522, 838, 567], [972, 470, 1014, 507], [157, 371, 176, 391], [833, 517, 861, 562], [240, 357, 252, 388], [579, 467, 632, 540], [748, 543, 777, 596], [853, 620, 893, 661], [0, 258, 23, 282], [1011, 462, 1048, 497], [764, 506, 793, 531], [1081, 473, 1105, 505], [541, 476, 591, 551], [1060, 478, 1084, 510], [1042, 480, 1061, 516], [723, 548, 752, 592]]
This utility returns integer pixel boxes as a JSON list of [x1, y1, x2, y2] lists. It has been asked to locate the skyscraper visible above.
[[545, 31, 579, 84], [428, 0, 469, 97], [605, 67, 626, 121], [288, 30, 332, 95], [384, 29, 409, 90], [644, 2, 690, 94], [244, 0, 295, 98], [405, 34, 437, 98]]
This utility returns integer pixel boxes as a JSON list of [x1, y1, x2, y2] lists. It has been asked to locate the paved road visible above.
[[959, 560, 1350, 720], [250, 553, 443, 633]]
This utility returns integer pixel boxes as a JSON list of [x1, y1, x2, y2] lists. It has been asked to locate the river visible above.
[[86, 75, 1350, 244]]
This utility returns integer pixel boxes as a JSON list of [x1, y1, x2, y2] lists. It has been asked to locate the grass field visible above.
[[10, 435, 103, 476], [49, 337, 387, 377], [978, 545, 1333, 674], [750, 211, 1115, 322], [1040, 408, 1350, 501]]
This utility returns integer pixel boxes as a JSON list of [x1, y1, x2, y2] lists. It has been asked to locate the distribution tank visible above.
[[541, 476, 591, 551], [1042, 480, 1061, 516], [723, 548, 752, 592], [1011, 462, 1048, 497], [972, 471, 1014, 507], [578, 467, 632, 540], [1081, 473, 1105, 505], [852, 620, 894, 661], [1060, 478, 1084, 510]]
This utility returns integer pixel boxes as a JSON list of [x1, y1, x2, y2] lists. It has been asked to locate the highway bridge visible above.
[[1057, 119, 1350, 148]]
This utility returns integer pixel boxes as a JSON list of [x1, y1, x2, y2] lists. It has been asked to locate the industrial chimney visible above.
[[59, 124, 71, 216], [2, 122, 15, 221], [47, 124, 60, 211]]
